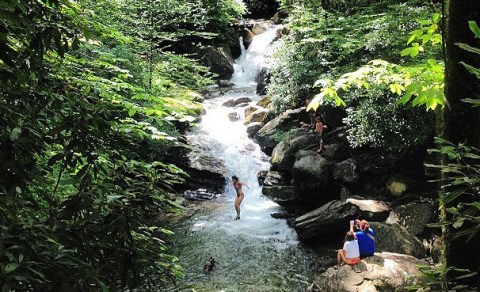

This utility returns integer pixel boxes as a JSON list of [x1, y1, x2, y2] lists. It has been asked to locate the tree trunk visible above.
[[443, 0, 480, 286]]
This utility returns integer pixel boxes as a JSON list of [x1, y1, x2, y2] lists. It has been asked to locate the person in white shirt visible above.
[[336, 231, 361, 269]]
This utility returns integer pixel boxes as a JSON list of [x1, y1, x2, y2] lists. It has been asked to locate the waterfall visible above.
[[230, 26, 279, 87], [164, 25, 322, 292]]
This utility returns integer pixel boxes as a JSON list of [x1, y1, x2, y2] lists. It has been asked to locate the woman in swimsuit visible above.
[[232, 175, 249, 220]]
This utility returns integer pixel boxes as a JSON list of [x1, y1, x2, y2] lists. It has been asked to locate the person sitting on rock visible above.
[[350, 219, 375, 257], [335, 231, 361, 269]]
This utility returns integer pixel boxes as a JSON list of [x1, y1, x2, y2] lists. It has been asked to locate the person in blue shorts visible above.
[[350, 219, 375, 257]]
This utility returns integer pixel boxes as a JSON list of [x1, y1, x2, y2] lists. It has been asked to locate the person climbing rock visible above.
[[314, 116, 324, 152], [232, 175, 249, 220]]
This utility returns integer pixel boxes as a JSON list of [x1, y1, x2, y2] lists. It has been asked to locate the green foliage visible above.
[[269, 1, 434, 114], [407, 264, 477, 291], [0, 0, 237, 290], [343, 86, 434, 151]]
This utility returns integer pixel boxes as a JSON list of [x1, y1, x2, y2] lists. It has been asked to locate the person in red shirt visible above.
[[314, 117, 324, 152]]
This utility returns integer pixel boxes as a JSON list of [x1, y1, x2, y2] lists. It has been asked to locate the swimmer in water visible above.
[[232, 175, 249, 220]]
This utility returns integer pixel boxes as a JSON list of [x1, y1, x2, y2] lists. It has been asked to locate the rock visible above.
[[256, 81, 268, 95], [292, 153, 330, 197], [255, 107, 310, 155], [270, 212, 296, 219], [245, 108, 268, 125], [386, 198, 435, 236], [332, 158, 359, 185], [257, 170, 268, 186], [386, 174, 411, 197], [346, 198, 391, 222], [272, 9, 289, 24], [262, 185, 298, 206], [308, 252, 428, 292], [244, 105, 261, 118], [246, 122, 262, 138], [200, 46, 234, 79], [271, 134, 317, 172], [234, 97, 253, 106], [321, 143, 350, 161], [242, 28, 255, 49], [216, 79, 234, 87], [293, 200, 358, 241], [228, 112, 240, 121], [251, 23, 268, 35], [372, 222, 426, 258], [222, 99, 235, 107], [182, 189, 222, 201], [263, 170, 290, 186], [256, 95, 271, 108]]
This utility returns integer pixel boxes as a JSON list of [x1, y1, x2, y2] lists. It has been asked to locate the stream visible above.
[[165, 25, 330, 292]]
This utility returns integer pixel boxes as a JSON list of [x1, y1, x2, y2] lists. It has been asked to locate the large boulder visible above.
[[345, 198, 391, 222], [200, 46, 234, 79], [245, 108, 268, 124], [386, 198, 435, 236], [263, 170, 290, 186], [262, 185, 298, 206], [372, 222, 426, 258], [307, 252, 428, 292], [293, 200, 358, 241], [246, 122, 262, 138], [292, 152, 331, 198], [242, 28, 255, 49], [255, 107, 310, 155], [332, 158, 359, 185], [271, 134, 317, 172]]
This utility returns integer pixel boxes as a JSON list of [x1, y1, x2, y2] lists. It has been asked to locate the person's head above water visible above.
[[232, 175, 239, 182]]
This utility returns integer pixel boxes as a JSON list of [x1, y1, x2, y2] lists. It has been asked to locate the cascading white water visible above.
[[164, 26, 324, 292], [230, 26, 279, 87]]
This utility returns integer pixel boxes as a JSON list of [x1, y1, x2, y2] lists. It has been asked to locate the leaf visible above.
[[5, 263, 19, 274], [455, 42, 480, 55], [128, 108, 137, 117], [459, 62, 480, 79], [468, 21, 480, 38], [10, 127, 22, 141], [107, 195, 123, 202]]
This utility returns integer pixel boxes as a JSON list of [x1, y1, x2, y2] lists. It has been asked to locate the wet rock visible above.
[[263, 170, 290, 186], [345, 198, 390, 222], [272, 9, 289, 24], [244, 105, 261, 118], [332, 158, 359, 185], [386, 198, 435, 236], [251, 23, 268, 35], [256, 95, 272, 108], [242, 28, 255, 50], [255, 107, 310, 155], [257, 170, 268, 186], [308, 252, 428, 292], [228, 112, 240, 121], [199, 46, 234, 79], [245, 108, 268, 124], [222, 97, 253, 108], [293, 200, 358, 241], [182, 189, 222, 201], [246, 122, 262, 138], [372, 222, 426, 258], [270, 211, 296, 219], [262, 185, 298, 206], [235, 97, 253, 105], [216, 79, 234, 87]]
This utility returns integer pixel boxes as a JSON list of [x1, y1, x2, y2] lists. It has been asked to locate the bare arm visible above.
[[349, 220, 355, 233]]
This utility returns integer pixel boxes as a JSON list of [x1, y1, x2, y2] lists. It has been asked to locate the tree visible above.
[[441, 0, 480, 285]]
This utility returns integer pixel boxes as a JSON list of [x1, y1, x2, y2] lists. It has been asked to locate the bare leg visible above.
[[337, 249, 346, 268], [234, 194, 244, 220]]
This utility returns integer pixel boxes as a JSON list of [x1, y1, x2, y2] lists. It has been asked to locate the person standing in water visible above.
[[232, 175, 249, 220]]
